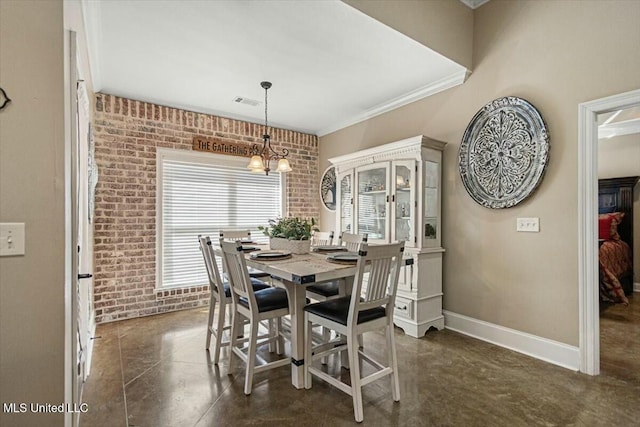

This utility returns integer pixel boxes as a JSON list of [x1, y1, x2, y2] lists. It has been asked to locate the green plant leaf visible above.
[[259, 216, 319, 240]]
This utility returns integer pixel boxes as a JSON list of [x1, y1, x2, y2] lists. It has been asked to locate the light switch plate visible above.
[[516, 217, 539, 232], [0, 223, 25, 256]]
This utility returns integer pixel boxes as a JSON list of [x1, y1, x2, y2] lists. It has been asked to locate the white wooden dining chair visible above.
[[220, 240, 291, 395], [306, 232, 367, 301], [307, 232, 368, 362], [338, 232, 368, 252], [219, 229, 271, 282], [311, 230, 334, 247], [304, 241, 404, 423], [198, 236, 270, 364], [219, 229, 252, 241]]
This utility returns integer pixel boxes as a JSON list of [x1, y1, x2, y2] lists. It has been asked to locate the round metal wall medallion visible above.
[[458, 97, 550, 209], [320, 166, 336, 211]]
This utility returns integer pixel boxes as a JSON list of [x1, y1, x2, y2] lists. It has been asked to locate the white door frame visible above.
[[64, 29, 81, 427], [578, 88, 640, 375]]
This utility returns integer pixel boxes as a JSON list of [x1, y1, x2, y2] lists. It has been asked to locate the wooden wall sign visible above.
[[192, 136, 252, 158]]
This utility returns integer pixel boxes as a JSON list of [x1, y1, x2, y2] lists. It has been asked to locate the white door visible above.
[[66, 30, 94, 427], [76, 79, 94, 383], [66, 30, 82, 427]]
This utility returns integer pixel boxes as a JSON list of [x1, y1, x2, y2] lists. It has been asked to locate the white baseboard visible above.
[[634, 282, 640, 293], [443, 310, 580, 371]]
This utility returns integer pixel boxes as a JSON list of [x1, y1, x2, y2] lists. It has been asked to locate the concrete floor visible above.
[[80, 295, 639, 426]]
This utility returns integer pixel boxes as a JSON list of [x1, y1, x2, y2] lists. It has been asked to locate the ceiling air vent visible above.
[[233, 96, 260, 107]]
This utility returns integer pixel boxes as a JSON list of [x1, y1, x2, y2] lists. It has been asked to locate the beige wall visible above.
[[343, 0, 473, 70], [320, 0, 640, 346], [0, 1, 66, 425], [598, 133, 640, 282]]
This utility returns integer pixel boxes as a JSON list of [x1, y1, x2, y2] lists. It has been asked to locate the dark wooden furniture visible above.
[[598, 176, 639, 294]]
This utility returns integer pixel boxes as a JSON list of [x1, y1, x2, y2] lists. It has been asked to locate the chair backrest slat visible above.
[[348, 242, 404, 325], [199, 235, 225, 296], [219, 240, 256, 307], [311, 230, 334, 246], [219, 229, 252, 241], [339, 232, 367, 252], [366, 256, 393, 302]]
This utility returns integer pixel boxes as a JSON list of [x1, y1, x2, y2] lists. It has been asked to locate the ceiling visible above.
[[83, 0, 467, 136]]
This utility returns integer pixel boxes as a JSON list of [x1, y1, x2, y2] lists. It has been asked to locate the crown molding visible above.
[[329, 134, 446, 172], [458, 0, 491, 10], [318, 69, 469, 137]]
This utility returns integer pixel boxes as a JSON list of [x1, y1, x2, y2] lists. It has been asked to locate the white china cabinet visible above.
[[330, 135, 445, 337]]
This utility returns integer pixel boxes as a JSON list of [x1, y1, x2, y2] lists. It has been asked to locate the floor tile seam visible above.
[[123, 359, 163, 388], [117, 322, 129, 427], [165, 359, 220, 366], [121, 337, 206, 387], [118, 327, 204, 344], [191, 375, 237, 427], [120, 340, 189, 387], [118, 324, 202, 338]]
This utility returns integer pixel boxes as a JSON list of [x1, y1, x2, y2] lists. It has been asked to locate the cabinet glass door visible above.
[[337, 171, 353, 233], [424, 160, 439, 244], [357, 165, 389, 241], [392, 161, 415, 245]]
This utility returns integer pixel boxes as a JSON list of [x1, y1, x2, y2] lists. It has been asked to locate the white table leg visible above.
[[283, 279, 306, 389], [340, 276, 354, 368]]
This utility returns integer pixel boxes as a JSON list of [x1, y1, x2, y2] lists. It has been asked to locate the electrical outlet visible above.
[[516, 217, 539, 232], [0, 223, 26, 256]]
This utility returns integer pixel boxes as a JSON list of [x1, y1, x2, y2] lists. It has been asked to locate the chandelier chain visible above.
[[247, 81, 291, 175], [264, 84, 268, 133]]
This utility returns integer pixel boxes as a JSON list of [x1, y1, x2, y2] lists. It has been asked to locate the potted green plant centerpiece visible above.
[[258, 217, 318, 254]]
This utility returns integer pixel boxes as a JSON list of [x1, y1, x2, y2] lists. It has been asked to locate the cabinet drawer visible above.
[[394, 296, 413, 320]]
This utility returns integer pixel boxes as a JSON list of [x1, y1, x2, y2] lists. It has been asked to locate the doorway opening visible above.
[[578, 88, 640, 375]]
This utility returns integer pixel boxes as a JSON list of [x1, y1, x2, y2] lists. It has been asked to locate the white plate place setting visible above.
[[312, 245, 348, 253], [326, 252, 359, 264], [249, 250, 292, 261], [240, 245, 261, 252]]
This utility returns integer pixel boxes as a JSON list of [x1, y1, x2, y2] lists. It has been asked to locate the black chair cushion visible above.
[[239, 287, 289, 313], [248, 267, 271, 279], [304, 296, 385, 326], [306, 281, 339, 297], [222, 278, 270, 298], [225, 269, 270, 279]]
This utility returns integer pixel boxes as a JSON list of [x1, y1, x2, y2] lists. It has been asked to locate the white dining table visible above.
[[217, 244, 413, 389], [243, 246, 359, 389]]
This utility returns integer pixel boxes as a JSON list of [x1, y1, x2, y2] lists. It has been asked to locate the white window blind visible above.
[[159, 155, 282, 288]]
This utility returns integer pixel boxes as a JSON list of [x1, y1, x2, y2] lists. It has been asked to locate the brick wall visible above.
[[93, 93, 319, 323]]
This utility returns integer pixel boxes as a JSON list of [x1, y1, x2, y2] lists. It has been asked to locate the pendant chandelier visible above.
[[247, 81, 292, 175]]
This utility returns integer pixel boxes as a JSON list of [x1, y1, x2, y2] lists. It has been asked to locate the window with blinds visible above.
[[158, 152, 283, 288]]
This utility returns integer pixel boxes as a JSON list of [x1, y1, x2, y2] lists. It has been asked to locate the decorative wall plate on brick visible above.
[[320, 166, 337, 211], [458, 97, 550, 209]]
